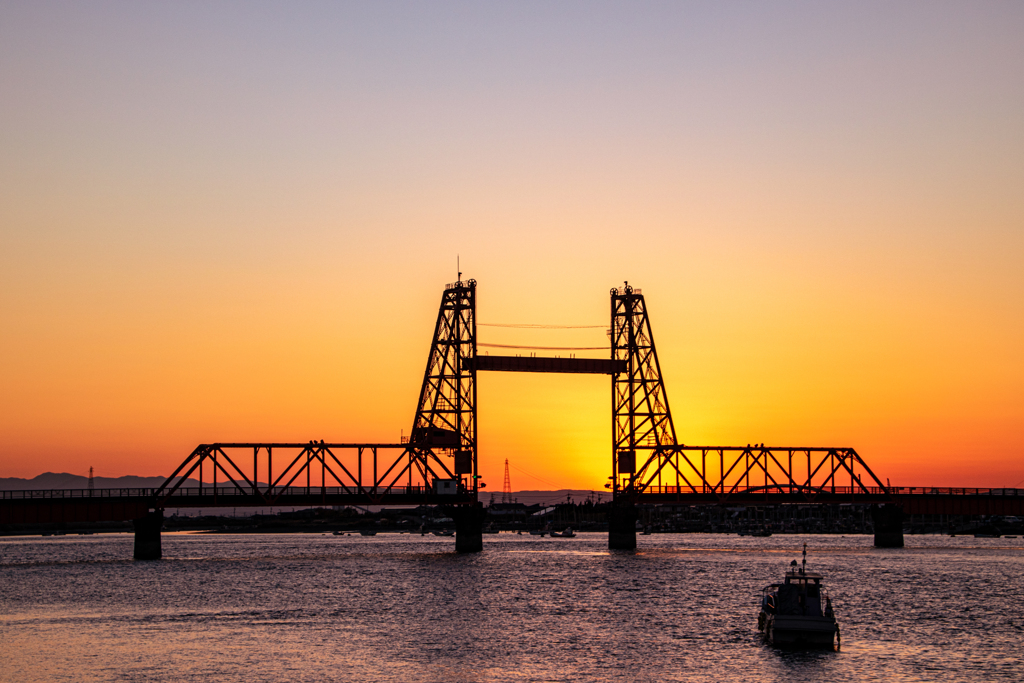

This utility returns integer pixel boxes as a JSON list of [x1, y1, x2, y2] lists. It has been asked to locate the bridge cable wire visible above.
[[507, 462, 565, 490], [478, 323, 605, 329], [478, 343, 608, 350]]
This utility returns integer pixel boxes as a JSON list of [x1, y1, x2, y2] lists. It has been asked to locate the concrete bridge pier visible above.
[[608, 500, 638, 550], [872, 504, 904, 548], [133, 510, 164, 560], [450, 503, 486, 553]]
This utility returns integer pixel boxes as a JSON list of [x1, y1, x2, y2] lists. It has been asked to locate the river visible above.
[[1, 532, 1022, 682]]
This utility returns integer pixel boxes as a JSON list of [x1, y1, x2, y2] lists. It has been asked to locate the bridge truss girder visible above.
[[626, 445, 890, 504], [152, 442, 472, 507]]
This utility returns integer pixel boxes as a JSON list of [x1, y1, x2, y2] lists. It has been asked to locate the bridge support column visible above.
[[608, 501, 637, 550], [133, 510, 163, 560], [451, 503, 485, 553], [872, 504, 904, 548]]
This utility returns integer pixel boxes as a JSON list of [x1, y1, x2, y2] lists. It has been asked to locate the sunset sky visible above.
[[2, 2, 1022, 489]]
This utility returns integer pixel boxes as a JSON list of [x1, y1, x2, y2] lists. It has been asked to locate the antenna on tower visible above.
[[457, 254, 462, 283], [502, 458, 512, 504]]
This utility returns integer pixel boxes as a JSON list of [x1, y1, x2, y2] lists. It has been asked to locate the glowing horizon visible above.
[[1, 2, 1022, 488]]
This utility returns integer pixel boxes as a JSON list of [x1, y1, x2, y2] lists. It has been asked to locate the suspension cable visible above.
[[478, 323, 606, 329], [478, 343, 608, 350]]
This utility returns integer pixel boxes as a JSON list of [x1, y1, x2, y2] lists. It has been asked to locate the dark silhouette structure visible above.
[[502, 459, 512, 505], [3, 278, 1022, 557]]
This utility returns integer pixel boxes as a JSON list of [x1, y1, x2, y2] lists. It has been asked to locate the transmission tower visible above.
[[502, 459, 512, 504], [409, 279, 478, 492]]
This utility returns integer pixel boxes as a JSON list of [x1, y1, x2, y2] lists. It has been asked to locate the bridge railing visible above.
[[1, 485, 434, 500], [6, 485, 1022, 501], [0, 488, 160, 500], [638, 485, 1024, 497]]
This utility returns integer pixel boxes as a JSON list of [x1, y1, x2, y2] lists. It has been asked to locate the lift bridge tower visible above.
[[610, 282, 676, 485], [605, 282, 890, 549], [409, 278, 477, 489], [403, 278, 673, 549]]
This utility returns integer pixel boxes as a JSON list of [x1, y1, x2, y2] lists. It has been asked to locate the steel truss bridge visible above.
[[4, 279, 1021, 532]]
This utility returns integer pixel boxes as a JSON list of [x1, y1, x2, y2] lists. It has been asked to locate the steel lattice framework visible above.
[[611, 282, 677, 487], [13, 277, 1024, 530], [631, 445, 889, 504], [138, 277, 890, 511], [409, 279, 478, 493], [146, 280, 482, 508], [608, 284, 890, 503], [152, 442, 441, 507]]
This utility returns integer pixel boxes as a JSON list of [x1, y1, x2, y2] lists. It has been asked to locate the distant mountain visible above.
[[0, 472, 171, 491]]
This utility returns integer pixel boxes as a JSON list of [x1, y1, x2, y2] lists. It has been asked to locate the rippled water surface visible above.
[[2, 532, 1022, 682]]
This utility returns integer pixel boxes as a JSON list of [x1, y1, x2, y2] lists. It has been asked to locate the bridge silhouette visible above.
[[3, 280, 1022, 557]]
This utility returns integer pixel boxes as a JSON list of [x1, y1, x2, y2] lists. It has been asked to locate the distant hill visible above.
[[0, 472, 172, 491]]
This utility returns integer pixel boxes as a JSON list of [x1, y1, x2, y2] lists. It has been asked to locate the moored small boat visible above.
[[758, 544, 840, 649], [549, 528, 575, 538]]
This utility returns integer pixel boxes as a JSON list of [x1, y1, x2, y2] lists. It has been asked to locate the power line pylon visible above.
[[611, 281, 677, 498], [409, 278, 478, 494], [502, 458, 512, 504]]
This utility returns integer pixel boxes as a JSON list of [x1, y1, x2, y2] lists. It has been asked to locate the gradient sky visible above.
[[2, 1, 1022, 489]]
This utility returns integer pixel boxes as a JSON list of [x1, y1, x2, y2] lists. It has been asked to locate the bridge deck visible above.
[[635, 486, 1024, 515], [0, 487, 476, 524], [5, 485, 1024, 525], [468, 355, 625, 374]]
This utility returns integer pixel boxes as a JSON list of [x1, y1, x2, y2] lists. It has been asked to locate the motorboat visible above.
[[758, 544, 840, 648], [431, 529, 454, 537], [358, 530, 377, 537], [549, 528, 575, 538]]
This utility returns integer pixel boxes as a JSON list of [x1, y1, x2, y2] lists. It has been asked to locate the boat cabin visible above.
[[762, 569, 830, 617]]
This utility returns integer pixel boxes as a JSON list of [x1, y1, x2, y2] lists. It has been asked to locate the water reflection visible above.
[[0, 533, 1022, 682]]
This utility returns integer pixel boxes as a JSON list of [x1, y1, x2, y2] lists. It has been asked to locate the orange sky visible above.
[[1, 3, 1022, 488]]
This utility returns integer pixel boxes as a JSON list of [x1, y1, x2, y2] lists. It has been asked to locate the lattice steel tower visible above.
[[502, 459, 513, 504], [611, 282, 677, 496], [409, 279, 478, 493]]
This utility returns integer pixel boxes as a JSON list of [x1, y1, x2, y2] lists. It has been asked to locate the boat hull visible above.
[[764, 615, 838, 648]]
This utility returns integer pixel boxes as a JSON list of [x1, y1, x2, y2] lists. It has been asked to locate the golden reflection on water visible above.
[[1, 533, 1023, 682]]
